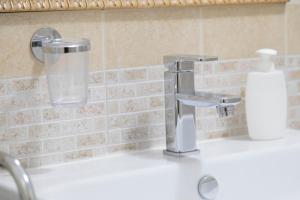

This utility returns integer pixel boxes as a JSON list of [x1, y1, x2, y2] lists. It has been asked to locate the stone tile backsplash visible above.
[[0, 56, 300, 168]]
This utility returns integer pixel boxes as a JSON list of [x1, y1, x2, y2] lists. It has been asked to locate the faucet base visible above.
[[163, 149, 200, 157]]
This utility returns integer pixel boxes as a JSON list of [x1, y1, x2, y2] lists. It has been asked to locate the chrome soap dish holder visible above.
[[31, 27, 91, 107]]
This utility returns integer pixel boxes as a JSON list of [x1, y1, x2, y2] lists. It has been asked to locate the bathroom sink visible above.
[[1, 130, 300, 200], [0, 186, 20, 200]]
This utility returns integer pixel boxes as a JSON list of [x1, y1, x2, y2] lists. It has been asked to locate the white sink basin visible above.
[[1, 130, 300, 200]]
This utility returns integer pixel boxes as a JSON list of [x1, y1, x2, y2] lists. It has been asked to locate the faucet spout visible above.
[[176, 92, 241, 108], [176, 92, 241, 118], [0, 151, 37, 200]]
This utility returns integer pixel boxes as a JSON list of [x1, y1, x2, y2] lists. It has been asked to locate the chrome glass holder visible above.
[[31, 27, 62, 63]]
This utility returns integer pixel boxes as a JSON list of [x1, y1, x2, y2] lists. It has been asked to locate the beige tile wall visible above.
[[103, 8, 201, 68], [0, 2, 299, 78], [0, 11, 103, 77], [0, 3, 300, 168], [201, 4, 285, 59], [286, 2, 300, 55]]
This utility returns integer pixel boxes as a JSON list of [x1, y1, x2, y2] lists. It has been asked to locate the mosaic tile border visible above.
[[0, 55, 299, 168]]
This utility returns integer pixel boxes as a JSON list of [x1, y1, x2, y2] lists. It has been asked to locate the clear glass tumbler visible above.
[[43, 38, 91, 107]]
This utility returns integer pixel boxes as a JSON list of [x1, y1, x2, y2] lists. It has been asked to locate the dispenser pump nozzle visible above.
[[256, 48, 277, 72]]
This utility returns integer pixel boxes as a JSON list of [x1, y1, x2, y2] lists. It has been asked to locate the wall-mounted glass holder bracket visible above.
[[31, 27, 62, 63]]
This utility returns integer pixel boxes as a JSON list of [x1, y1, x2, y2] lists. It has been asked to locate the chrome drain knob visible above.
[[198, 175, 219, 200]]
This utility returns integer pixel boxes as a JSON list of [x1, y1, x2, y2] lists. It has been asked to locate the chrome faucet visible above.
[[0, 151, 37, 200], [163, 55, 241, 156]]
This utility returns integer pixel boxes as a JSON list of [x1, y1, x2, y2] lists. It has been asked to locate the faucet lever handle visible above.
[[164, 55, 218, 63], [164, 55, 218, 72]]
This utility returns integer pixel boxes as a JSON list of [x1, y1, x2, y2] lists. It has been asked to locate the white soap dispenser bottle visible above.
[[245, 49, 287, 140]]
